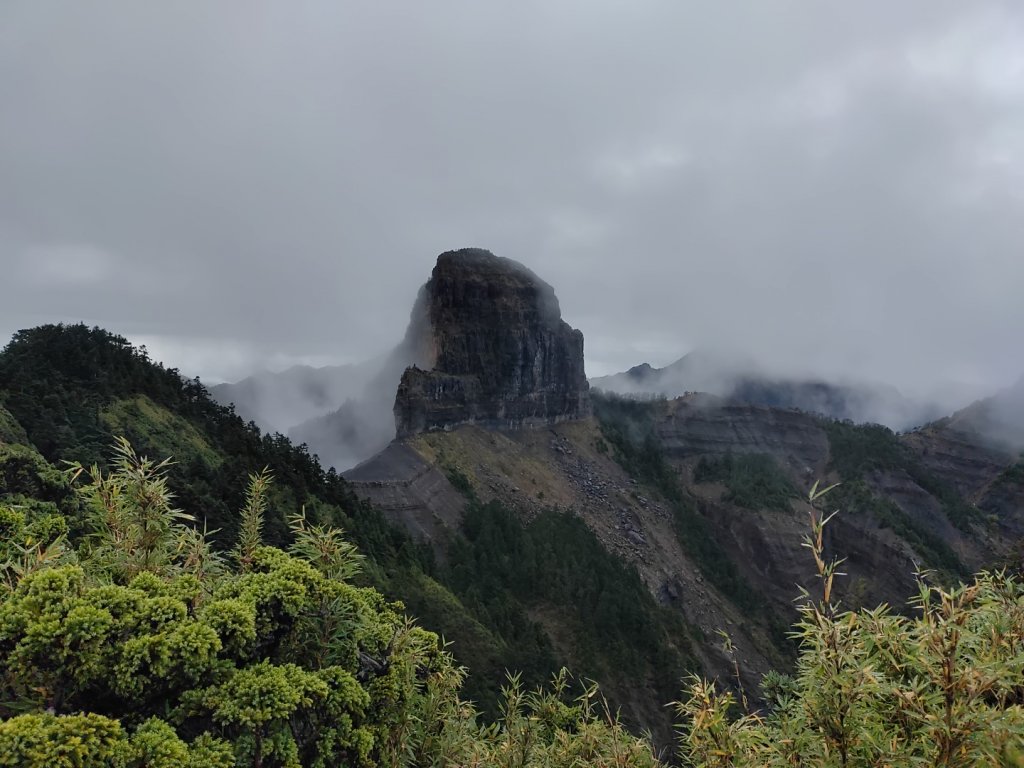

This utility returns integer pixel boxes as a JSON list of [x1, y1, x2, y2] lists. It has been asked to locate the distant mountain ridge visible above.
[[931, 376, 1024, 451], [590, 350, 945, 430]]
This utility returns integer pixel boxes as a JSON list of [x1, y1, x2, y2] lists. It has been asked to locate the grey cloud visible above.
[[1, 1, 1022, 410]]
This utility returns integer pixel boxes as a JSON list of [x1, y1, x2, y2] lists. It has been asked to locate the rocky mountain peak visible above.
[[394, 248, 591, 436], [626, 363, 655, 379]]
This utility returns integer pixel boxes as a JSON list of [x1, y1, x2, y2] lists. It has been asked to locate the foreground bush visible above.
[[0, 440, 659, 767]]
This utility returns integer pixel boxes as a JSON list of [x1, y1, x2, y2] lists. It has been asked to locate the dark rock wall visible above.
[[395, 249, 591, 436]]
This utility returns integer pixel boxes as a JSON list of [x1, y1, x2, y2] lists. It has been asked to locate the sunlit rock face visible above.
[[394, 248, 591, 436]]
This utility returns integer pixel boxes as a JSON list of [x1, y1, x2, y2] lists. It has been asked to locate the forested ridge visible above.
[[2, 324, 1024, 766]]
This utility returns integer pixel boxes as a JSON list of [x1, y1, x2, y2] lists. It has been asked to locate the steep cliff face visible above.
[[901, 426, 1015, 498], [899, 386, 1024, 550], [978, 463, 1024, 541], [394, 249, 591, 436], [653, 394, 831, 476]]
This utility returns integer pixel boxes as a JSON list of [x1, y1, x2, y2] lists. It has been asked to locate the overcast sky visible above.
[[2, 3, 1022, 405]]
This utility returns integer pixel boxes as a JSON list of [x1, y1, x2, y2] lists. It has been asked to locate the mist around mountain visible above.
[[930, 376, 1024, 452], [209, 360, 381, 435], [210, 343, 415, 473], [219, 342, 955, 475], [209, 251, 1011, 474], [214, 247, 594, 472], [590, 349, 951, 431]]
